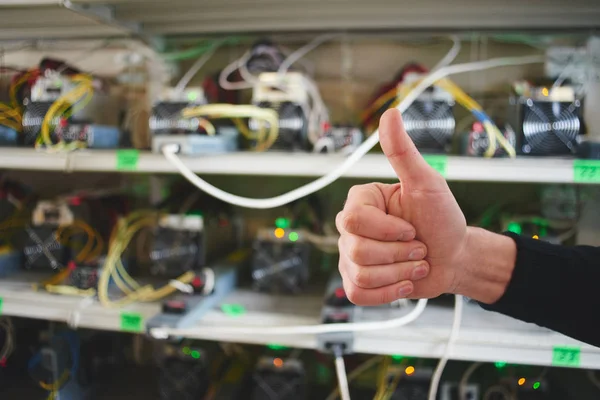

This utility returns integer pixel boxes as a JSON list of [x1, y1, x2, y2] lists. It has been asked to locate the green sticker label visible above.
[[0, 298, 3, 315], [120, 312, 143, 333], [221, 303, 246, 317], [423, 155, 448, 177], [116, 150, 140, 171], [574, 160, 600, 183], [552, 346, 580, 367]]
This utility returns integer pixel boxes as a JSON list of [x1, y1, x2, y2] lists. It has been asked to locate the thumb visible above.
[[379, 108, 444, 188]]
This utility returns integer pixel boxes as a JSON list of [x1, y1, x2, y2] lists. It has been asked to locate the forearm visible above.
[[457, 227, 600, 347], [454, 227, 516, 304]]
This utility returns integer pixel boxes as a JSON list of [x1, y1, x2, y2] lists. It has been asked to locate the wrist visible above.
[[452, 227, 517, 304]]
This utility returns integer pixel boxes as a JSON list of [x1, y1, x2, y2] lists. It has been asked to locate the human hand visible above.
[[336, 109, 469, 306]]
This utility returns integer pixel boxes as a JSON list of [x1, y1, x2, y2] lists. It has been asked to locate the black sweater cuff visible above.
[[479, 232, 600, 347]]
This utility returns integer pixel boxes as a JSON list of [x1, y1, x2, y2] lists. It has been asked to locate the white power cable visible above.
[[163, 54, 544, 210], [428, 294, 464, 400], [218, 51, 254, 90], [278, 33, 341, 75], [201, 267, 215, 295], [334, 348, 351, 400], [175, 39, 227, 94], [150, 297, 427, 338], [432, 36, 461, 72], [459, 362, 482, 400]]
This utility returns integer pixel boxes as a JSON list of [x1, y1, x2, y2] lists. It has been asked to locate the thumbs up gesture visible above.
[[336, 109, 469, 305]]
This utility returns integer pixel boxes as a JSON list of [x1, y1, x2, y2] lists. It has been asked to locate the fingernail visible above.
[[398, 282, 413, 297], [408, 248, 425, 261], [412, 263, 428, 280], [400, 230, 415, 241]]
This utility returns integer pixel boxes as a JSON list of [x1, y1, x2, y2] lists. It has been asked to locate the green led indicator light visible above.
[[494, 361, 507, 369], [188, 91, 198, 102], [267, 343, 290, 351], [391, 355, 404, 361], [182, 347, 191, 355], [275, 218, 290, 229], [507, 222, 522, 235], [191, 350, 201, 359], [533, 382, 540, 390], [289, 232, 299, 242], [221, 303, 246, 317]]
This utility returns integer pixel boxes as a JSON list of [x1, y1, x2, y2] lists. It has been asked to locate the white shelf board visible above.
[[0, 148, 585, 184], [0, 276, 598, 368]]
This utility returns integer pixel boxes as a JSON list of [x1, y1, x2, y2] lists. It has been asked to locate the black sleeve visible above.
[[479, 232, 600, 347]]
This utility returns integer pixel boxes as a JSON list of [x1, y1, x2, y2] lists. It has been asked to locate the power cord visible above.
[[163, 54, 544, 210], [428, 294, 464, 400], [150, 297, 427, 338], [332, 344, 351, 400]]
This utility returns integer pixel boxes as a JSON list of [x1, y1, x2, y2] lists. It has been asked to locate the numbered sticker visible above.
[[552, 346, 580, 367], [120, 312, 143, 333], [574, 160, 600, 183], [221, 303, 246, 317], [116, 150, 140, 171], [423, 155, 448, 177]]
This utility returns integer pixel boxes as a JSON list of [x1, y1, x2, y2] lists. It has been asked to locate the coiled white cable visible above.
[[163, 54, 544, 210]]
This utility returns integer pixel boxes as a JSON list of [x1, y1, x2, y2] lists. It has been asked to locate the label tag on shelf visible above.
[[116, 150, 140, 171], [120, 312, 143, 332], [552, 346, 580, 367], [423, 155, 448, 177], [221, 303, 246, 317], [573, 160, 600, 183]]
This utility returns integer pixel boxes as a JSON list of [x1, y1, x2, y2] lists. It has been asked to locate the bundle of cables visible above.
[[35, 74, 94, 152], [97, 211, 203, 308], [218, 37, 330, 147], [34, 219, 105, 297], [0, 67, 38, 134], [181, 103, 280, 152]]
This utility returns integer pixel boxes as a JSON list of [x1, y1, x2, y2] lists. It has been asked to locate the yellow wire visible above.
[[37, 74, 94, 151], [55, 220, 103, 264], [39, 369, 70, 392], [10, 69, 37, 112]]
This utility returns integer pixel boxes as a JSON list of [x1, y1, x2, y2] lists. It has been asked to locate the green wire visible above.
[[160, 37, 243, 61]]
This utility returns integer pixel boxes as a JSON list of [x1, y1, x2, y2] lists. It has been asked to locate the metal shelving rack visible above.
[[1, 0, 599, 372]]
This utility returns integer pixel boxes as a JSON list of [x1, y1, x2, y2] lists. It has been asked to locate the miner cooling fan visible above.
[[252, 100, 308, 150], [511, 86, 583, 156], [401, 88, 455, 152], [149, 88, 207, 135]]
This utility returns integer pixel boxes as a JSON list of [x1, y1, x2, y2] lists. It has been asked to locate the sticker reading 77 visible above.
[[423, 155, 448, 177], [552, 346, 580, 367], [574, 160, 600, 183]]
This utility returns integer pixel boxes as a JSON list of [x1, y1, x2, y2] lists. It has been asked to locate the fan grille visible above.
[[402, 100, 455, 151], [521, 100, 581, 155], [150, 102, 201, 134], [22, 102, 53, 145]]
